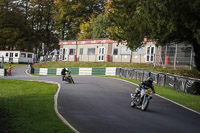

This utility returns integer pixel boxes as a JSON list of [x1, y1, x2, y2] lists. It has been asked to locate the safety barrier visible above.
[[32, 67, 117, 76], [0, 69, 6, 76], [30, 66, 200, 95], [116, 68, 200, 95]]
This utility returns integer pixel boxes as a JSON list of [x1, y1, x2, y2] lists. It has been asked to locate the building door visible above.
[[64, 48, 68, 61], [98, 47, 105, 61], [146, 46, 155, 62]]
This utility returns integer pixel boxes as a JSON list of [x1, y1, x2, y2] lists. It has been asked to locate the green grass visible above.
[[0, 79, 74, 133], [33, 62, 200, 79], [102, 76, 200, 113], [3, 63, 26, 69]]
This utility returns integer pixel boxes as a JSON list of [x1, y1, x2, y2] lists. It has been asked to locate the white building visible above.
[[0, 51, 34, 63]]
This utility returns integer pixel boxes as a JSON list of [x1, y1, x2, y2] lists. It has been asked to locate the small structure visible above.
[[59, 38, 158, 63], [0, 51, 34, 64], [59, 38, 194, 68]]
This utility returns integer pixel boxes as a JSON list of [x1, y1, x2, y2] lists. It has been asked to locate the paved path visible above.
[[1, 66, 200, 133]]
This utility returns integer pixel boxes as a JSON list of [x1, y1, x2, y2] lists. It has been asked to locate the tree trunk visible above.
[[192, 43, 200, 71], [130, 51, 133, 63]]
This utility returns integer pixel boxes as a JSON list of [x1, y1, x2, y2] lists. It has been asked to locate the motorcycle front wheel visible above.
[[71, 79, 75, 84], [141, 98, 149, 111], [131, 100, 136, 107]]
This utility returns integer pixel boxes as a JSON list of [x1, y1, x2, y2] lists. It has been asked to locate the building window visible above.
[[87, 48, 95, 55], [146, 46, 155, 62], [28, 54, 32, 58], [120, 47, 131, 55], [69, 49, 76, 55], [10, 53, 13, 57], [15, 53, 18, 57], [21, 53, 26, 58], [6, 53, 8, 57], [113, 48, 118, 55], [79, 48, 83, 55]]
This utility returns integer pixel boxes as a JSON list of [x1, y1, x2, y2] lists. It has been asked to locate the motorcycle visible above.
[[130, 88, 152, 111], [64, 71, 75, 84]]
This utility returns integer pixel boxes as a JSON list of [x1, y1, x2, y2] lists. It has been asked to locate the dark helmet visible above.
[[148, 77, 153, 84]]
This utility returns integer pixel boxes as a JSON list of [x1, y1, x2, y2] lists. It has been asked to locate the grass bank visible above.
[[33, 62, 200, 79], [3, 63, 26, 69], [0, 79, 74, 133]]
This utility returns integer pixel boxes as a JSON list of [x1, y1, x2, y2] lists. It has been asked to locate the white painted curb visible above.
[[24, 70, 80, 133]]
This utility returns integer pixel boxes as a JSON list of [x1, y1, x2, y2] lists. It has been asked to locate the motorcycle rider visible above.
[[135, 77, 156, 97], [61, 68, 69, 81]]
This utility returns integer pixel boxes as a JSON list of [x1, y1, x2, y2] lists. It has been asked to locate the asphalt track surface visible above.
[[1, 66, 200, 133]]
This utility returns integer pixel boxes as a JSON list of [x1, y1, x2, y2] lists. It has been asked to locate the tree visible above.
[[107, 0, 200, 70], [107, 0, 146, 51], [53, 0, 105, 40], [78, 13, 109, 39], [0, 0, 58, 56], [106, 0, 148, 62], [138, 0, 200, 71], [0, 0, 36, 51]]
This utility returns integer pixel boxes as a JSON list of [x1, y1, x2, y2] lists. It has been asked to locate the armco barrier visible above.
[[115, 68, 200, 95], [79, 68, 92, 75], [48, 69, 57, 75], [157, 73, 166, 86], [143, 70, 151, 81], [34, 68, 40, 75], [105, 67, 116, 76], [135, 70, 144, 82], [185, 80, 200, 94], [39, 68, 48, 75], [150, 71, 159, 84], [92, 68, 106, 75], [56, 68, 63, 75], [116, 68, 121, 77], [175, 77, 187, 92], [32, 67, 200, 95], [165, 74, 176, 89], [33, 67, 115, 76], [68, 68, 79, 75]]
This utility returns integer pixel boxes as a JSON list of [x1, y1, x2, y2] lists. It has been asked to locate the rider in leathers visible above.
[[136, 77, 156, 97], [61, 68, 69, 81]]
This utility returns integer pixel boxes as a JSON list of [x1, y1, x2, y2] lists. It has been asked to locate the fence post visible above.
[[174, 44, 178, 69], [190, 47, 193, 70], [164, 44, 168, 68], [1, 56, 4, 68], [154, 53, 156, 67]]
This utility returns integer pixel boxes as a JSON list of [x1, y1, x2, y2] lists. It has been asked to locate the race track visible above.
[[1, 66, 200, 133]]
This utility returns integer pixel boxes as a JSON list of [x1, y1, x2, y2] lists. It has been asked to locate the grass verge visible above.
[[96, 75, 200, 113], [33, 62, 200, 79], [0, 79, 74, 133], [3, 63, 26, 69]]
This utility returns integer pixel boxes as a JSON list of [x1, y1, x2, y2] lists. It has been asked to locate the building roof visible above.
[[0, 50, 34, 53], [59, 38, 153, 45], [59, 39, 118, 45]]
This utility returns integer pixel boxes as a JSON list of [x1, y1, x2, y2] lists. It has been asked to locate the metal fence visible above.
[[160, 44, 195, 69]]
